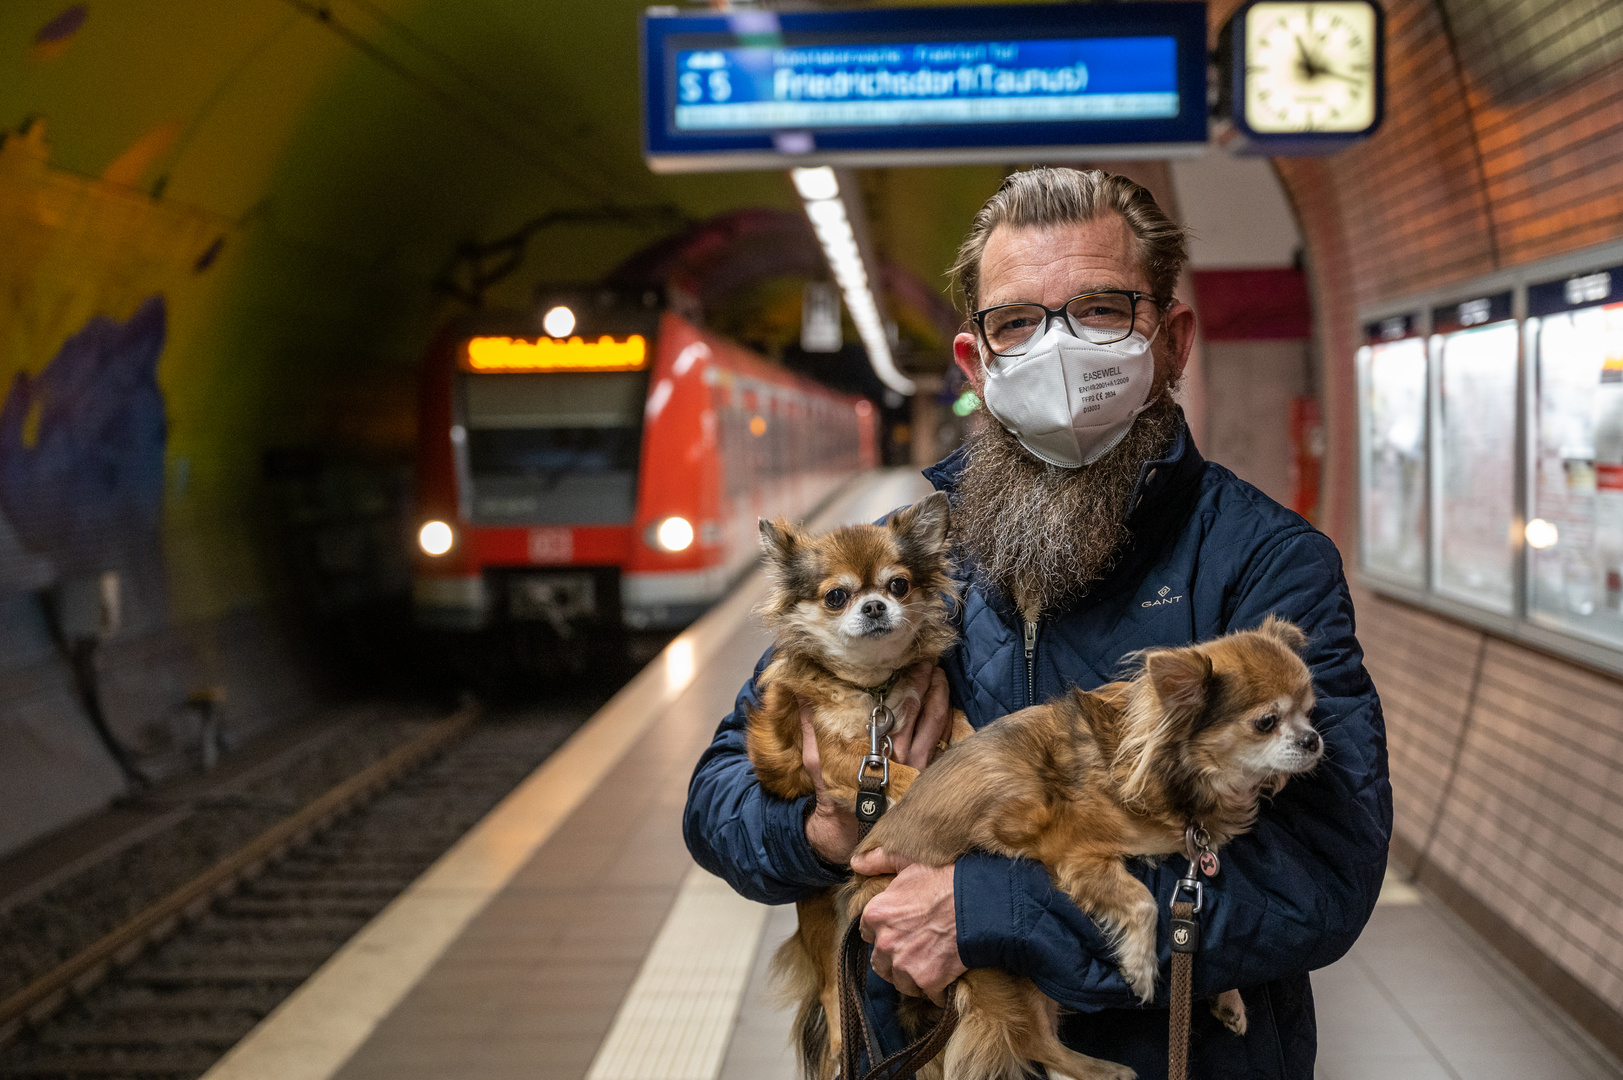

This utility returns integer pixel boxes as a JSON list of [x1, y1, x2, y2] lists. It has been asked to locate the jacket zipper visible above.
[[1024, 619, 1038, 707]]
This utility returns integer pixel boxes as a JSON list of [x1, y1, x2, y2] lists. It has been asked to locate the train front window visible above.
[[461, 370, 649, 525]]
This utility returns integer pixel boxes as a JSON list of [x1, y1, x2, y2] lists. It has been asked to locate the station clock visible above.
[[1223, 0, 1385, 154]]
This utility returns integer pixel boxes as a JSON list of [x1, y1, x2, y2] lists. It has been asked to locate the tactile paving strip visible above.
[[585, 868, 769, 1080]]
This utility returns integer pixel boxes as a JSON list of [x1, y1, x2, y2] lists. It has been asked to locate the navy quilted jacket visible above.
[[684, 419, 1392, 1079]]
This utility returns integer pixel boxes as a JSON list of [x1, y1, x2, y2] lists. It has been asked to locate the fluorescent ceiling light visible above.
[[791, 166, 840, 201], [790, 172, 914, 396]]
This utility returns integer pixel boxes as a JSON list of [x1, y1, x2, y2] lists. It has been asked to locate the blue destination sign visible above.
[[642, 3, 1209, 172], [672, 37, 1179, 132]]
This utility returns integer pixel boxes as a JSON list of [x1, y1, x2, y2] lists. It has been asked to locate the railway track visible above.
[[0, 705, 589, 1080]]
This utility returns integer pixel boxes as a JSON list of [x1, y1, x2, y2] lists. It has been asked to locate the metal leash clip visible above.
[[856, 703, 895, 826], [1170, 873, 1203, 953], [870, 701, 896, 738], [859, 703, 895, 788], [1172, 872, 1204, 915], [1171, 822, 1211, 955]]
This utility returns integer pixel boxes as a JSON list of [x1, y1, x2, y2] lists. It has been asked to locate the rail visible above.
[[0, 705, 479, 1044]]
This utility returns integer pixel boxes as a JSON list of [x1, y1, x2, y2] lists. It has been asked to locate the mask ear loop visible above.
[[1137, 322, 1167, 412]]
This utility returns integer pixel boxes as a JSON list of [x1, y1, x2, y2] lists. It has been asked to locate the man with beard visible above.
[[685, 168, 1389, 1079]]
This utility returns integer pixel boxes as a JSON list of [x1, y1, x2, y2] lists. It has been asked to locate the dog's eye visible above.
[[823, 588, 849, 609], [887, 577, 910, 598], [1254, 713, 1278, 734]]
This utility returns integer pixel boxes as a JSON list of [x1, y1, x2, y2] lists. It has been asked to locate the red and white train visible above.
[[412, 291, 878, 642]]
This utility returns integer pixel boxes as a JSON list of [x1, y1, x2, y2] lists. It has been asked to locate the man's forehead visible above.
[[979, 215, 1150, 306]]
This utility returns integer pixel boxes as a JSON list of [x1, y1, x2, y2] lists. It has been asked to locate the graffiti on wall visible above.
[[0, 116, 223, 605], [0, 297, 168, 569]]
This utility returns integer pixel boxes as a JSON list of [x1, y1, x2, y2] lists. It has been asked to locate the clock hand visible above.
[[1317, 67, 1365, 86], [1295, 35, 1322, 79]]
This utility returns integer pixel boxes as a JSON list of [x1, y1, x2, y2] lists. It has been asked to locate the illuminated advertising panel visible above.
[[1432, 293, 1517, 613], [642, 4, 1209, 171], [1528, 265, 1623, 644], [1358, 317, 1426, 586]]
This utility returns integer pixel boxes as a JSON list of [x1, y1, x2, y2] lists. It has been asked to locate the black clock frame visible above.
[[1222, 0, 1386, 155]]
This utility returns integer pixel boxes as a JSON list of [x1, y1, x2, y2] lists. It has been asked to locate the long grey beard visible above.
[[953, 396, 1182, 616]]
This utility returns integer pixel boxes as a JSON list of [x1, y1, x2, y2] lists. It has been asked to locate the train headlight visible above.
[[419, 520, 455, 556], [542, 305, 576, 338], [652, 516, 694, 552]]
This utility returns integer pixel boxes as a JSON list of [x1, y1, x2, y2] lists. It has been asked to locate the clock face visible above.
[[1243, 2, 1378, 134]]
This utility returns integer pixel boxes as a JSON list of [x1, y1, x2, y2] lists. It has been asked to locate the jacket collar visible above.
[[922, 408, 1205, 535]]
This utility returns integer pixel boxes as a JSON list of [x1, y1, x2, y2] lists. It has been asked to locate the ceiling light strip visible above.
[[791, 167, 916, 396]]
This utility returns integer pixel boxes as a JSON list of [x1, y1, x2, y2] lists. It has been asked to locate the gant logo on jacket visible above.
[[1142, 585, 1184, 608]]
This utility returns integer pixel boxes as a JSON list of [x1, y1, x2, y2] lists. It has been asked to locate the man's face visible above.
[[952, 215, 1196, 395]]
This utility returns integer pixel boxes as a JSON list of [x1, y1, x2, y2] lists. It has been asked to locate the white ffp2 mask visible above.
[[980, 319, 1160, 468]]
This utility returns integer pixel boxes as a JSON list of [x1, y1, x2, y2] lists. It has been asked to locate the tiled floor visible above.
[[1313, 877, 1622, 1080], [717, 903, 801, 1080]]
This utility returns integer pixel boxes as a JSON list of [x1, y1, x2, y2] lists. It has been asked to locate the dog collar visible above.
[[858, 672, 902, 702]]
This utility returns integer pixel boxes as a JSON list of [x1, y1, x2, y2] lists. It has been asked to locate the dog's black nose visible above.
[[861, 599, 887, 619], [1299, 730, 1321, 753]]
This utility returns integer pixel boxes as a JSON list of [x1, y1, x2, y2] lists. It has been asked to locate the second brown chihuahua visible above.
[[845, 616, 1324, 1080]]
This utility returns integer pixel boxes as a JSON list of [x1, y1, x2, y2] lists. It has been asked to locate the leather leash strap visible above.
[[1168, 895, 1196, 1080], [1168, 826, 1211, 1080], [839, 919, 960, 1080], [837, 683, 960, 1080], [854, 770, 886, 843]]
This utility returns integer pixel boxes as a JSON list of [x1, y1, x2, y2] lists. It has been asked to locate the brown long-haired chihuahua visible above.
[[843, 617, 1323, 1080], [747, 491, 974, 1080]]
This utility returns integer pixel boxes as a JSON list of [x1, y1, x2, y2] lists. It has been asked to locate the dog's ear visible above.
[[758, 517, 804, 570], [1258, 615, 1307, 654], [888, 492, 950, 554], [1145, 648, 1216, 717]]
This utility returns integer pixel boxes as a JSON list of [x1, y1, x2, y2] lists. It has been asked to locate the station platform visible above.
[[195, 470, 1623, 1080]]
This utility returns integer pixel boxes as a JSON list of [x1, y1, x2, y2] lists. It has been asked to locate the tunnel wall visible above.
[[0, 0, 810, 857], [1204, 0, 1623, 1047]]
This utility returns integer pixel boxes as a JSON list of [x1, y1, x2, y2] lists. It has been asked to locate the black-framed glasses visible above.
[[972, 290, 1160, 357]]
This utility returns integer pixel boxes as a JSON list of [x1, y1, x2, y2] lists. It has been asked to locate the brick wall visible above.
[[1225, 0, 1623, 1048], [1357, 586, 1623, 1048]]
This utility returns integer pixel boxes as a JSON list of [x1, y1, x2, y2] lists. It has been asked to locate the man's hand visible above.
[[851, 848, 966, 1004], [801, 662, 952, 864]]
